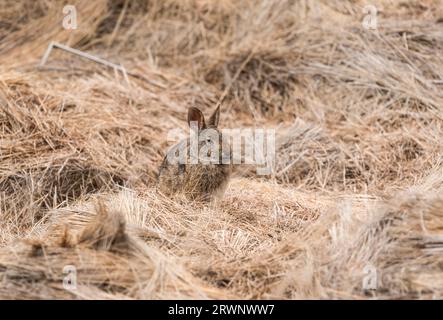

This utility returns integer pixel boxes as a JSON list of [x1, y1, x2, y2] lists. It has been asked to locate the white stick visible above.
[[39, 42, 130, 85], [39, 41, 55, 67]]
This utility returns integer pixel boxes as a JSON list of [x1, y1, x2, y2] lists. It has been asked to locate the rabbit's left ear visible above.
[[188, 107, 206, 130], [207, 106, 220, 128]]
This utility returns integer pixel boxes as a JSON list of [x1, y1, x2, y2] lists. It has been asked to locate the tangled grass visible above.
[[0, 0, 442, 299]]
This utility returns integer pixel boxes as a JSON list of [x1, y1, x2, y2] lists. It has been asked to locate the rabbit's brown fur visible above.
[[157, 106, 232, 201]]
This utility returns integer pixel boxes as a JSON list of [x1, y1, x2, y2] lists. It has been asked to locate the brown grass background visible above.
[[0, 0, 442, 299]]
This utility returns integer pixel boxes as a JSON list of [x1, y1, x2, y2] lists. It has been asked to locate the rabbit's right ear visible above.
[[188, 107, 206, 130], [207, 105, 220, 128]]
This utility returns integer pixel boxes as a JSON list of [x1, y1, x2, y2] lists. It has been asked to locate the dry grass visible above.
[[0, 0, 442, 299]]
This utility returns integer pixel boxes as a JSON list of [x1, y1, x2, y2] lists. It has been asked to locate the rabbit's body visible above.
[[157, 106, 232, 202], [158, 153, 231, 201]]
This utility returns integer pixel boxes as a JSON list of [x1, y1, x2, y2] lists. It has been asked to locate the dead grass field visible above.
[[0, 0, 443, 299]]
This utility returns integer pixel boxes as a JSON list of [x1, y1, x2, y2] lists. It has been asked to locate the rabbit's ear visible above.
[[207, 105, 220, 128], [188, 107, 206, 130]]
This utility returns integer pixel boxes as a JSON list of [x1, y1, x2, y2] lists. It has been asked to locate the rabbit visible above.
[[157, 106, 232, 202]]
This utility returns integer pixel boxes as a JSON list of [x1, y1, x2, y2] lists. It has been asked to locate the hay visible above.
[[0, 0, 442, 299]]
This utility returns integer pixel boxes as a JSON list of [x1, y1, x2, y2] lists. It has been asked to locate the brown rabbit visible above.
[[157, 106, 232, 202]]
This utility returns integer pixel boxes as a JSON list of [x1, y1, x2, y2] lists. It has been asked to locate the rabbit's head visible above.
[[187, 106, 230, 165]]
